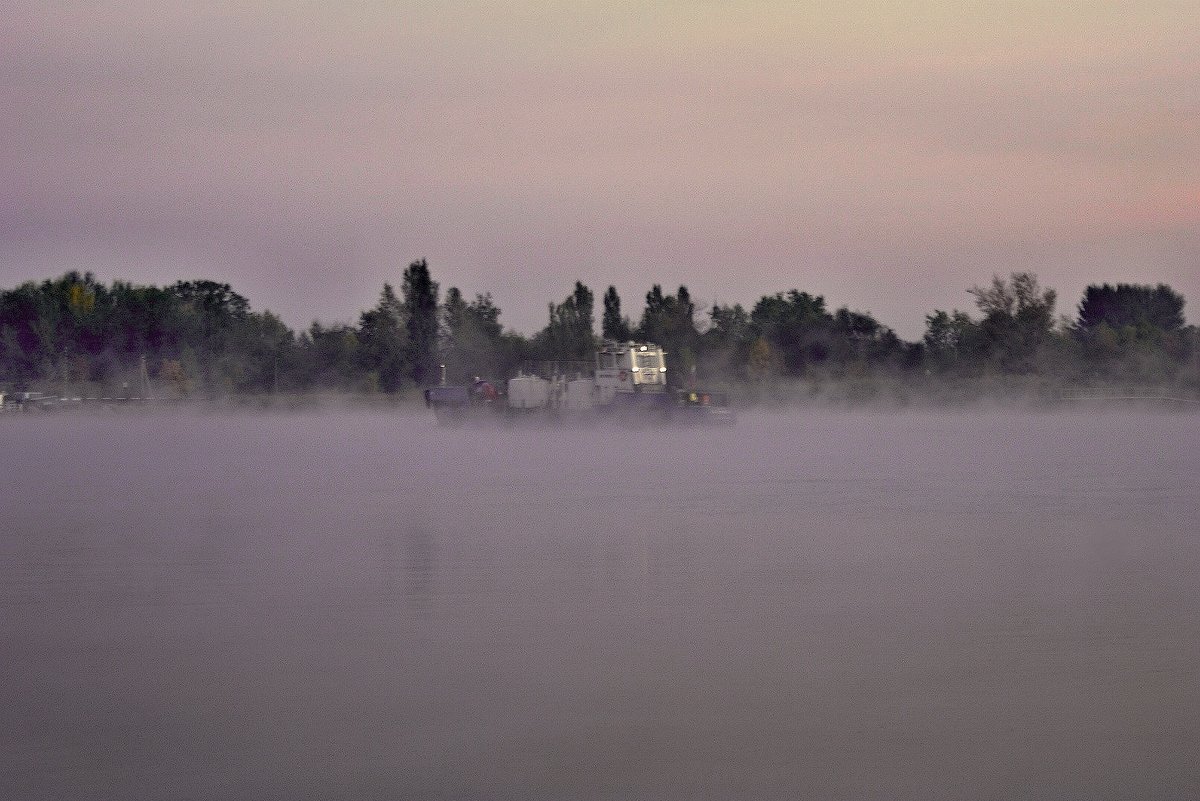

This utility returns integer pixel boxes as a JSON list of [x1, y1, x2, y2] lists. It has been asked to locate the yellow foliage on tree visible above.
[[68, 282, 96, 316], [748, 336, 777, 381], [160, 359, 191, 395]]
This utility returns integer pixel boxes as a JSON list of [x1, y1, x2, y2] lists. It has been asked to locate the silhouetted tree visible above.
[[601, 286, 631, 342], [442, 287, 513, 382], [299, 322, 360, 389], [707, 303, 751, 348], [534, 281, 595, 362], [636, 285, 667, 345], [2, 268, 1191, 399], [749, 290, 832, 375], [402, 259, 440, 386], [830, 307, 906, 365], [922, 309, 978, 372], [968, 272, 1057, 372], [634, 284, 700, 383], [358, 283, 407, 392], [699, 302, 752, 380], [1077, 283, 1184, 333]]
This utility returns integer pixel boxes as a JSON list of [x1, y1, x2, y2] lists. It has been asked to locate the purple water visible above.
[[3, 409, 1198, 800]]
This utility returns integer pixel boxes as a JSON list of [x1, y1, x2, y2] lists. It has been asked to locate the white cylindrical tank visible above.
[[507, 374, 550, 409], [564, 378, 595, 410]]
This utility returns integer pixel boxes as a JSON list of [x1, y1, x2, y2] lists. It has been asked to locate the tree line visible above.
[[1, 262, 1195, 399]]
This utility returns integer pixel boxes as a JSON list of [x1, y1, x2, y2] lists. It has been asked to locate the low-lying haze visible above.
[[2, 409, 1198, 799]]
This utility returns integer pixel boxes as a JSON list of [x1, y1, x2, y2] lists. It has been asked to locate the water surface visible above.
[[2, 409, 1197, 800]]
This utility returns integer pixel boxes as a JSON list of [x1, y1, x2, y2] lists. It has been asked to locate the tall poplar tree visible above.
[[602, 285, 631, 342], [402, 259, 439, 386]]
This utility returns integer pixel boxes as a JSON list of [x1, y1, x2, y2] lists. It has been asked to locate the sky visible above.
[[3, 2, 1197, 339]]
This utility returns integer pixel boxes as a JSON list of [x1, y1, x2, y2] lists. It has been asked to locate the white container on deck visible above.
[[507, 374, 550, 409], [564, 378, 595, 410]]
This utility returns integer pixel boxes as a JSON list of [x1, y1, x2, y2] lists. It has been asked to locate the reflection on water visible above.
[[2, 409, 1199, 800], [400, 519, 437, 613]]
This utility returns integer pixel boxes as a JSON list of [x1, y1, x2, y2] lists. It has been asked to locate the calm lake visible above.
[[2, 408, 1198, 800]]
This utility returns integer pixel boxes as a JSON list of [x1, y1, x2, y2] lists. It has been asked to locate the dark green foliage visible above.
[[358, 284, 407, 392], [601, 286, 631, 342], [748, 290, 831, 375], [634, 285, 699, 384], [966, 272, 1057, 373], [917, 275, 1195, 388], [108, 282, 177, 359], [402, 259, 440, 387], [735, 289, 907, 379], [243, 311, 293, 393], [922, 310, 979, 372], [707, 303, 751, 345], [1072, 316, 1196, 385], [636, 285, 691, 346], [298, 322, 360, 390], [1, 267, 1193, 400], [167, 281, 256, 390], [534, 281, 595, 362], [700, 303, 753, 379], [442, 287, 521, 383], [1078, 283, 1184, 333], [829, 307, 907, 366], [0, 272, 285, 394]]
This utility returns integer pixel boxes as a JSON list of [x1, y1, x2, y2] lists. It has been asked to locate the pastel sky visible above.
[[4, 2, 1197, 338]]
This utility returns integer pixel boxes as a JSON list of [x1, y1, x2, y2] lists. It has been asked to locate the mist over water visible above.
[[3, 409, 1198, 800]]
